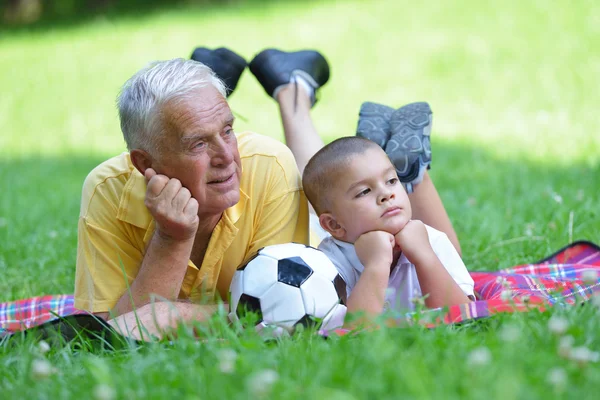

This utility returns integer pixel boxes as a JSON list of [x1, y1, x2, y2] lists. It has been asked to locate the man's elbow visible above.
[[93, 311, 109, 321]]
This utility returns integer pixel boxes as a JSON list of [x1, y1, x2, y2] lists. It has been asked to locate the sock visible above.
[[272, 73, 316, 104], [293, 74, 315, 100]]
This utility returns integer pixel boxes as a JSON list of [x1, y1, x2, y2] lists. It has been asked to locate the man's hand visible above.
[[394, 220, 433, 265], [144, 168, 199, 241], [355, 230, 395, 268]]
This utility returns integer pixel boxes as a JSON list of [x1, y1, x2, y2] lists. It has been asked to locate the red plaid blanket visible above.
[[2, 241, 599, 337]]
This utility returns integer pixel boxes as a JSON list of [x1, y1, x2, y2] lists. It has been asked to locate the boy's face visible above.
[[320, 147, 412, 243]]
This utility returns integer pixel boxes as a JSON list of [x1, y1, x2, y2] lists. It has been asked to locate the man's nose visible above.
[[211, 137, 234, 166]]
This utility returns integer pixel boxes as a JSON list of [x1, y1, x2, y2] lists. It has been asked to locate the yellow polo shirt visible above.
[[74, 131, 310, 313]]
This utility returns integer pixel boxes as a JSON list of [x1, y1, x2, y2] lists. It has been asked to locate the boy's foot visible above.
[[385, 102, 432, 192], [248, 49, 330, 106], [190, 47, 247, 97], [356, 102, 395, 148]]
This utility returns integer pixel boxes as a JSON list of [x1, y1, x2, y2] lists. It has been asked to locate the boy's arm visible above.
[[347, 231, 395, 316], [396, 220, 470, 309]]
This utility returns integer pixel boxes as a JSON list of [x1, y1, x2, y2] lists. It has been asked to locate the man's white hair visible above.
[[117, 58, 227, 153]]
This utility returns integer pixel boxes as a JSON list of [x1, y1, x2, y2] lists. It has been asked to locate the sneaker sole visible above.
[[356, 102, 395, 148], [385, 102, 432, 183]]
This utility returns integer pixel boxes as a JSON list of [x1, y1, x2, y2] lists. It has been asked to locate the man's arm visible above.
[[111, 232, 195, 316], [395, 220, 470, 308], [111, 168, 200, 317], [108, 301, 221, 341]]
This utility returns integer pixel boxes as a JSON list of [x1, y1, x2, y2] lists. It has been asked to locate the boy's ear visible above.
[[319, 213, 346, 240], [130, 149, 153, 176]]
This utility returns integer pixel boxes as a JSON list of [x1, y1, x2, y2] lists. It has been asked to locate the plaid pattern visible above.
[[327, 241, 600, 335], [0, 295, 86, 337], [2, 241, 600, 338]]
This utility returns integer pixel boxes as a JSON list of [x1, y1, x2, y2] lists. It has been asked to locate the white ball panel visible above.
[[228, 311, 239, 324], [258, 242, 308, 260], [299, 247, 338, 281], [242, 255, 278, 297], [228, 270, 244, 316], [300, 274, 340, 318], [321, 304, 347, 331], [259, 282, 306, 329]]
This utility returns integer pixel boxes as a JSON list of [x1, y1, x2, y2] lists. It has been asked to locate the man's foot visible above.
[[385, 102, 432, 192], [248, 49, 330, 106], [356, 102, 395, 148], [190, 47, 247, 97]]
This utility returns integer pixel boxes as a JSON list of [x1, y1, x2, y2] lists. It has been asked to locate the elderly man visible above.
[[74, 48, 330, 337]]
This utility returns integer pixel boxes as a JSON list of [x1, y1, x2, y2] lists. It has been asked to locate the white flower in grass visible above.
[[524, 223, 536, 237], [558, 335, 575, 358], [546, 367, 567, 390], [548, 316, 569, 335], [48, 230, 58, 239], [467, 347, 492, 367], [582, 270, 599, 285], [568, 346, 600, 366], [500, 290, 513, 301], [551, 193, 563, 204], [93, 384, 116, 400], [217, 349, 237, 374], [31, 359, 55, 380], [37, 340, 50, 355], [246, 369, 279, 397], [499, 324, 520, 343]]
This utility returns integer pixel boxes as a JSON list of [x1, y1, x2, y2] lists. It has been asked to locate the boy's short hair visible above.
[[302, 136, 381, 215]]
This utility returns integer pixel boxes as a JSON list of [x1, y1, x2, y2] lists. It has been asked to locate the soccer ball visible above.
[[228, 243, 347, 333]]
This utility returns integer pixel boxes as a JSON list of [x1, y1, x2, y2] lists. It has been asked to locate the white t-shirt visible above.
[[318, 224, 475, 312]]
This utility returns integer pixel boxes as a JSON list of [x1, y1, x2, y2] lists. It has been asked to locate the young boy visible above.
[[192, 46, 474, 319], [302, 138, 475, 317]]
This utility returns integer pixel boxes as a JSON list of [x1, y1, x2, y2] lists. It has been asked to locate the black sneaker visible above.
[[190, 47, 247, 97], [356, 102, 395, 148], [385, 102, 432, 192], [248, 49, 330, 105]]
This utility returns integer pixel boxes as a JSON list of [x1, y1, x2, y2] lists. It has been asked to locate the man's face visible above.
[[152, 86, 242, 217], [328, 147, 412, 243]]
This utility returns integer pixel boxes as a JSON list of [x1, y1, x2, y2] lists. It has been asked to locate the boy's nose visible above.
[[378, 190, 395, 204]]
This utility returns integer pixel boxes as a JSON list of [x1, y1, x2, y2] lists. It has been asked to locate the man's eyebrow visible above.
[[181, 133, 208, 143], [180, 115, 236, 143]]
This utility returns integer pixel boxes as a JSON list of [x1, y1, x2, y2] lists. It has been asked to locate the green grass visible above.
[[1, 0, 599, 398]]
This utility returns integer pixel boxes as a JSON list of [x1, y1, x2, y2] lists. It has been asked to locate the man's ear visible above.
[[319, 213, 346, 240], [130, 149, 153, 176]]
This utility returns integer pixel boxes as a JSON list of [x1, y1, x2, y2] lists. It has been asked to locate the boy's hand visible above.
[[394, 220, 433, 265], [144, 168, 199, 242], [355, 231, 395, 268]]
